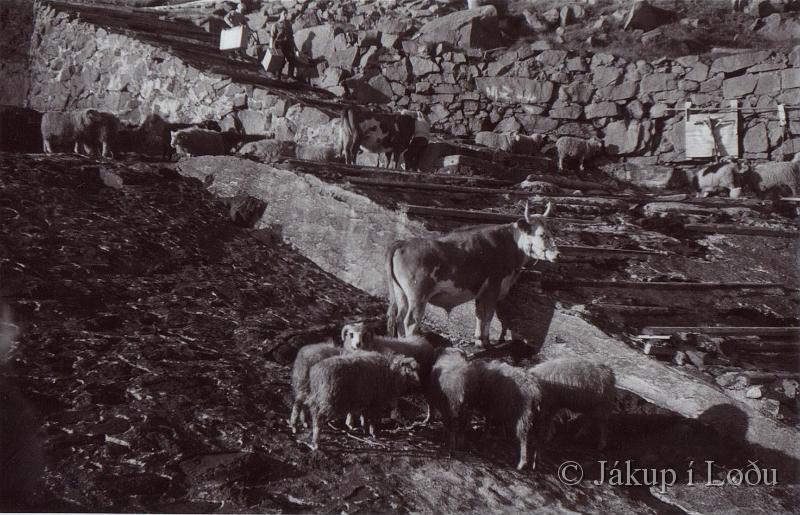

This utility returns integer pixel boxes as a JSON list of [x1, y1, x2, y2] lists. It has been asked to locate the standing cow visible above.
[[386, 203, 559, 347], [340, 106, 416, 168]]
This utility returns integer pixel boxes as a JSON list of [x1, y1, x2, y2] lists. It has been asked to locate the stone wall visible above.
[[26, 3, 315, 141], [0, 0, 35, 106], [23, 2, 800, 163]]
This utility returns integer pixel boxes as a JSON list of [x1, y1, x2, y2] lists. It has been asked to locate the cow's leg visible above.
[[403, 297, 427, 336], [394, 288, 410, 338], [474, 292, 498, 347]]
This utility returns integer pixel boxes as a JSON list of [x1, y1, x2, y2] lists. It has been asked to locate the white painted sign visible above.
[[685, 101, 739, 158]]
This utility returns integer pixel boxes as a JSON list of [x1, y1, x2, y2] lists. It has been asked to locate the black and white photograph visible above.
[[1, 0, 799, 512]]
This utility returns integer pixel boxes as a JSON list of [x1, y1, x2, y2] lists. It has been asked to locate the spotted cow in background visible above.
[[340, 106, 416, 168], [386, 203, 559, 347]]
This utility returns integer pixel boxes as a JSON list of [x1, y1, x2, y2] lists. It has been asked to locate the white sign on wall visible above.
[[684, 100, 740, 158]]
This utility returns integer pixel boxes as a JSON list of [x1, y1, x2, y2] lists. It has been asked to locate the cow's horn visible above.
[[524, 201, 531, 223], [543, 202, 553, 218]]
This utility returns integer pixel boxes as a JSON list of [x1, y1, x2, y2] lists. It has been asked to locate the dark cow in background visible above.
[[340, 106, 418, 168], [386, 203, 559, 347]]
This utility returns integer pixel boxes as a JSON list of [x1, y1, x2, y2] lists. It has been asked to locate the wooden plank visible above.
[[592, 304, 677, 315], [540, 279, 787, 291], [684, 224, 800, 238], [285, 159, 517, 187], [720, 339, 800, 353], [641, 326, 800, 337], [347, 177, 514, 196], [558, 245, 668, 259], [403, 205, 596, 225]]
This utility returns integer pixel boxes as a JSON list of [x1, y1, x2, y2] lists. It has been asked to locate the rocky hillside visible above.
[[2, 152, 798, 513]]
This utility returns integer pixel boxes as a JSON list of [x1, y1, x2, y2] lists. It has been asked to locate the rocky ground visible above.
[[1, 152, 799, 513]]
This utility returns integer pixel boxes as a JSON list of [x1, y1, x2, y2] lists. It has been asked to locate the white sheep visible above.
[[467, 360, 544, 470], [295, 143, 342, 163], [341, 322, 440, 424], [555, 135, 603, 172], [528, 357, 616, 450], [170, 127, 226, 157], [696, 158, 747, 198], [41, 109, 120, 157], [745, 154, 800, 198], [306, 351, 420, 449], [288, 341, 342, 433]]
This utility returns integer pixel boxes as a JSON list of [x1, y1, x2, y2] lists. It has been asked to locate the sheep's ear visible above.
[[340, 326, 349, 345]]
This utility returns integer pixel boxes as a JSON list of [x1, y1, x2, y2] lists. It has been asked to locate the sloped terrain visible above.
[[2, 153, 798, 513]]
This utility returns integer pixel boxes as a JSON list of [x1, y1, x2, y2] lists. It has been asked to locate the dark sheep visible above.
[[306, 351, 420, 449], [528, 357, 616, 450], [467, 360, 544, 470]]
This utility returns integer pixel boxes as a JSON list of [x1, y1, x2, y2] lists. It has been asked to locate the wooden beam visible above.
[[402, 205, 596, 225], [641, 326, 800, 337], [285, 159, 517, 187], [347, 176, 514, 196], [540, 279, 788, 291], [592, 304, 677, 315], [684, 224, 800, 238], [720, 339, 800, 353]]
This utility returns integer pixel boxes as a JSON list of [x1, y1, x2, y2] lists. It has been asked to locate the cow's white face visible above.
[[358, 119, 392, 153], [515, 202, 558, 262], [516, 220, 559, 262], [341, 322, 372, 351]]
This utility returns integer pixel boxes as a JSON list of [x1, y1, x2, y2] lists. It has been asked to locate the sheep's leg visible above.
[[515, 416, 531, 471], [289, 401, 303, 434], [597, 415, 609, 450], [575, 414, 592, 437], [43, 139, 52, 153], [579, 157, 585, 171], [558, 154, 565, 172], [309, 412, 322, 451]]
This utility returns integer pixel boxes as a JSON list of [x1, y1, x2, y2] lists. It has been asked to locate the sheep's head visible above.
[[341, 322, 373, 351], [588, 137, 603, 151], [390, 355, 421, 388]]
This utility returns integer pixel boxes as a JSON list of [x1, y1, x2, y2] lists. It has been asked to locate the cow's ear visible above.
[[542, 202, 553, 218]]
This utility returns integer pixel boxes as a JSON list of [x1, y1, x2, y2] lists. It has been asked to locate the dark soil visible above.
[[1, 153, 798, 513]]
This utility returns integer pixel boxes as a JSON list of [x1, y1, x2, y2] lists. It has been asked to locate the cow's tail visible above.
[[385, 240, 405, 337]]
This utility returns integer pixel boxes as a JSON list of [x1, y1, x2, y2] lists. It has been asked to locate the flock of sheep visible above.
[[39, 107, 799, 199], [290, 322, 615, 471]]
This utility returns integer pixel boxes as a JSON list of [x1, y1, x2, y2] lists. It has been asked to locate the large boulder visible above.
[[416, 5, 501, 50], [623, 0, 677, 32], [294, 24, 338, 60]]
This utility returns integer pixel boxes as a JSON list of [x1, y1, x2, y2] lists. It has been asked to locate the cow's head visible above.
[[341, 322, 374, 351], [514, 202, 559, 262]]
